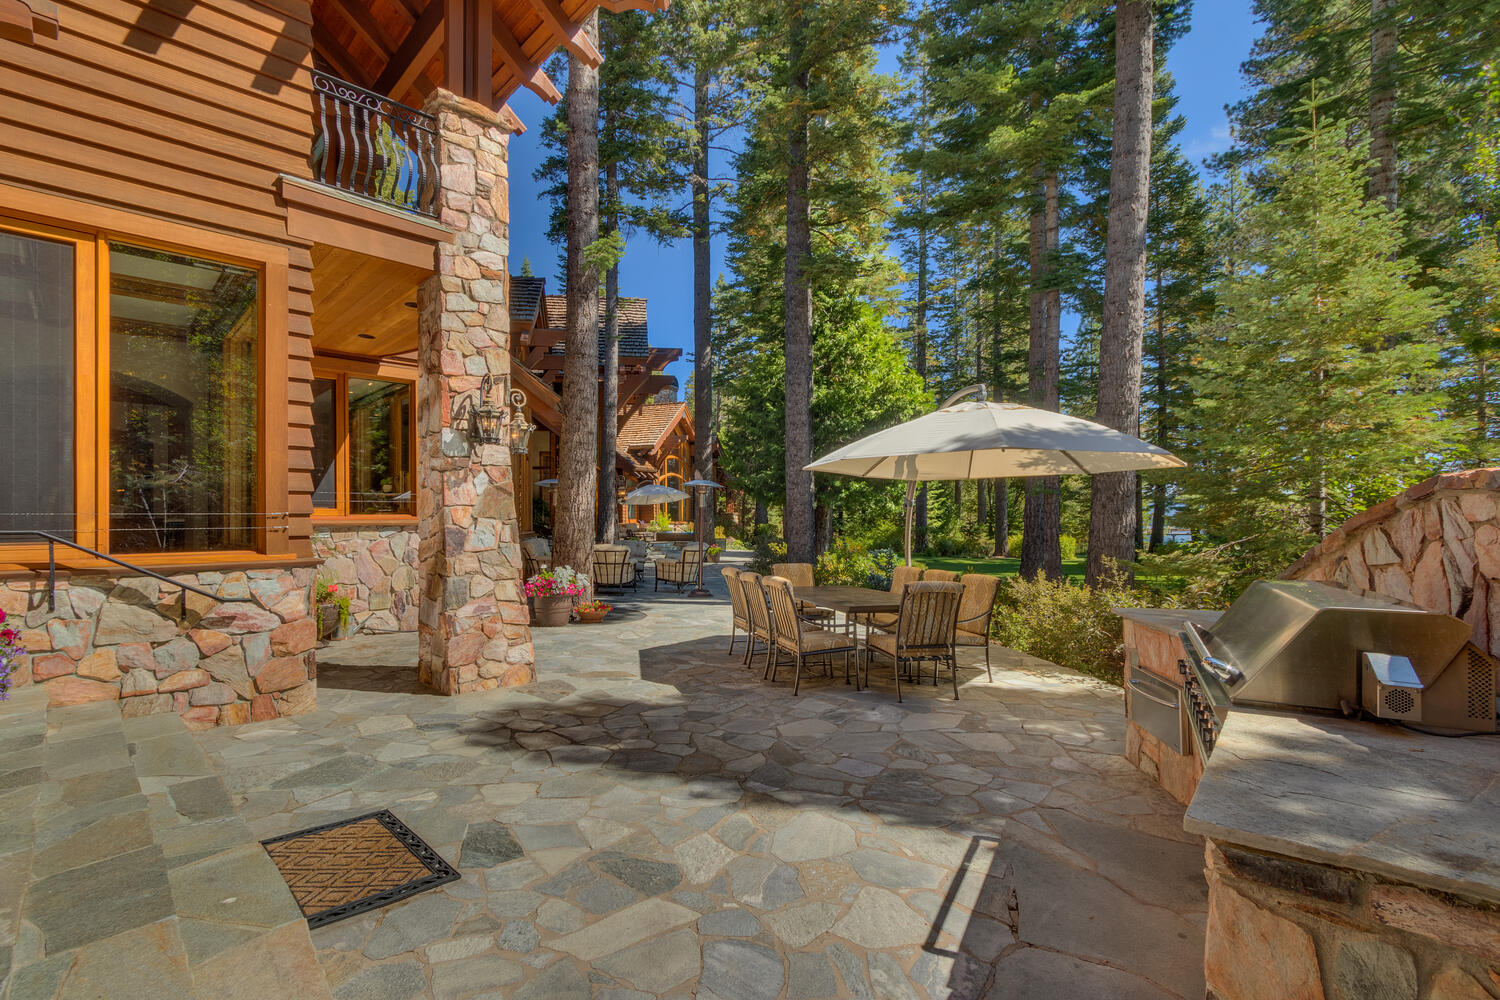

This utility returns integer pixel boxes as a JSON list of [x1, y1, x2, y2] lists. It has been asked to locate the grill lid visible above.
[[1198, 580, 1471, 713]]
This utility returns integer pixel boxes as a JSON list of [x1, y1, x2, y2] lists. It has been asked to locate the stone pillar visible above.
[[416, 91, 534, 694]]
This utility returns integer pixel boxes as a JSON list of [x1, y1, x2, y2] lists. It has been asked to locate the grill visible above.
[[1176, 581, 1499, 761]]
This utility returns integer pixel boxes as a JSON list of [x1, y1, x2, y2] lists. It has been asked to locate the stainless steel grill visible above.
[[1175, 580, 1498, 760]]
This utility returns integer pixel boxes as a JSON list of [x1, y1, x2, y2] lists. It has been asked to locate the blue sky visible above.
[[501, 1, 1261, 391]]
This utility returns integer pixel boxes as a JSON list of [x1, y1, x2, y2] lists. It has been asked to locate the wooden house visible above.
[[0, 0, 666, 724]]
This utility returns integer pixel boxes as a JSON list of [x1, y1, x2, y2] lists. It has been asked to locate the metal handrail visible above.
[[310, 69, 440, 219], [0, 530, 255, 616]]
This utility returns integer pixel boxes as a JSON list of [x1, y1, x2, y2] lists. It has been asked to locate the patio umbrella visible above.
[[805, 385, 1186, 564], [622, 483, 689, 506]]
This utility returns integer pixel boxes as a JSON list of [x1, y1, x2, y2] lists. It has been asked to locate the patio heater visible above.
[[682, 479, 722, 598]]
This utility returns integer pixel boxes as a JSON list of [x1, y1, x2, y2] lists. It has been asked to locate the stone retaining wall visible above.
[[311, 525, 419, 633], [1204, 840, 1500, 1000], [1, 568, 317, 729], [1283, 468, 1500, 659]]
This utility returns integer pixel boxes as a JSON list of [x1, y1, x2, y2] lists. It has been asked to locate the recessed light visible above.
[[404, 301, 417, 309], [357, 333, 376, 340]]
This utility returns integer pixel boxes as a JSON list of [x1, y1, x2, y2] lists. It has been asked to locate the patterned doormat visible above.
[[261, 810, 460, 928]]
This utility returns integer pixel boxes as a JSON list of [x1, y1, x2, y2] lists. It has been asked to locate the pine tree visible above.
[[1187, 102, 1450, 556]]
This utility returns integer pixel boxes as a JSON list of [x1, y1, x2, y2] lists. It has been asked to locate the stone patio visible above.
[[2, 559, 1207, 999]]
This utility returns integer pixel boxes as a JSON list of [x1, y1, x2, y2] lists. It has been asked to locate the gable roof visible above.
[[509, 276, 546, 325], [619, 402, 692, 454], [542, 294, 651, 360]]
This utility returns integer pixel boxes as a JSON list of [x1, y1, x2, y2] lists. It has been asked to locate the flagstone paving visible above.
[[2, 559, 1207, 999], [185, 561, 1207, 999]]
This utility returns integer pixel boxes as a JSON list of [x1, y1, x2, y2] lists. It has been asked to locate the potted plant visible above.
[[525, 566, 588, 626], [314, 578, 350, 641], [574, 599, 612, 624], [0, 609, 22, 702], [705, 545, 723, 563]]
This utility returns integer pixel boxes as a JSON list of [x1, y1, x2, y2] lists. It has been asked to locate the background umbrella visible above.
[[622, 483, 689, 506], [806, 385, 1186, 565]]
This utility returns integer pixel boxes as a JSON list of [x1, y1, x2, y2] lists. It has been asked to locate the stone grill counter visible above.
[[1185, 709, 1500, 1000]]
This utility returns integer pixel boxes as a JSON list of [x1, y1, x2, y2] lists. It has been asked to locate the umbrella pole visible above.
[[903, 480, 917, 567]]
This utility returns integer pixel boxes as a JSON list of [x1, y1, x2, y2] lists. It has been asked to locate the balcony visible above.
[[309, 70, 440, 221]]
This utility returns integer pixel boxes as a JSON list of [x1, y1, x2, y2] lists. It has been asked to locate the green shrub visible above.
[[990, 562, 1161, 686], [747, 538, 787, 575], [815, 538, 876, 586], [1059, 534, 1077, 560]]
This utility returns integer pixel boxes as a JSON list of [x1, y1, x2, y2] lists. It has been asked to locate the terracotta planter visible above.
[[575, 606, 611, 624], [706, 550, 721, 563], [317, 602, 342, 641], [531, 594, 573, 627]]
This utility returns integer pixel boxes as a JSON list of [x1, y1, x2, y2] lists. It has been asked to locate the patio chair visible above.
[[864, 581, 963, 702], [623, 539, 650, 582], [655, 545, 703, 593], [955, 573, 999, 681], [592, 544, 636, 592], [722, 566, 751, 656], [763, 576, 859, 695], [770, 561, 836, 625], [521, 535, 552, 580], [740, 571, 774, 671], [869, 564, 923, 633], [921, 568, 961, 584]]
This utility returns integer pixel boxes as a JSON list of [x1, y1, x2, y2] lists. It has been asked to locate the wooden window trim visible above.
[[0, 194, 289, 559], [309, 362, 417, 521]]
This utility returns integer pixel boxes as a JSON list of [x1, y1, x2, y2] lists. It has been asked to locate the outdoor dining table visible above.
[[796, 586, 901, 669]]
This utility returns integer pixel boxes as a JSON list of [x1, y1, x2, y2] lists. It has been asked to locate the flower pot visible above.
[[706, 550, 721, 563], [531, 594, 573, 627], [575, 606, 611, 624], [317, 602, 341, 641]]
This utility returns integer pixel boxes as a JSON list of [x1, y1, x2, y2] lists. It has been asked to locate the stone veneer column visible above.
[[415, 90, 534, 694]]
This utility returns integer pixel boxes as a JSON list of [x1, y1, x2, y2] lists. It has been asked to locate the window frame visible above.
[[309, 356, 418, 523], [0, 207, 282, 564]]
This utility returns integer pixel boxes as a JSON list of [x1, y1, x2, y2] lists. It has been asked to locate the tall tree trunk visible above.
[[993, 479, 1009, 556], [597, 163, 621, 544], [754, 500, 767, 527], [1022, 170, 1062, 579], [1149, 481, 1166, 551], [914, 181, 930, 552], [692, 63, 714, 545], [556, 11, 602, 578], [1087, 0, 1153, 587], [1369, 0, 1398, 213], [782, 2, 815, 562]]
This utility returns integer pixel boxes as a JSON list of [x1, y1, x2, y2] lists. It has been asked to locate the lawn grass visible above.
[[914, 555, 1087, 580]]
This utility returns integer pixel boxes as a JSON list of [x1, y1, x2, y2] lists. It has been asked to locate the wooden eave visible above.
[[0, 0, 58, 44], [310, 0, 669, 123]]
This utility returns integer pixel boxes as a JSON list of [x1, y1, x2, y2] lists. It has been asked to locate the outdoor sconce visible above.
[[455, 374, 533, 454]]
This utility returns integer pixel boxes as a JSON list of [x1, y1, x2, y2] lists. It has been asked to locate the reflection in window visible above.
[[108, 243, 258, 553], [311, 377, 338, 509], [0, 229, 75, 537], [348, 378, 411, 515]]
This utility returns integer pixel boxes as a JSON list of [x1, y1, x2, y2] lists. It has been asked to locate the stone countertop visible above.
[[1184, 709, 1500, 905], [1114, 607, 1223, 632]]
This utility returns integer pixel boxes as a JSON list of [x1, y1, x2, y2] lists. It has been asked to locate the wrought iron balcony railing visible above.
[[310, 70, 440, 220]]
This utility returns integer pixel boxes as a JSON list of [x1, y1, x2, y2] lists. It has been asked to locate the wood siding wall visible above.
[[0, 0, 321, 558]]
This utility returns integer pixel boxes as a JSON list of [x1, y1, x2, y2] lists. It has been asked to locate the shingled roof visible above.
[[542, 294, 652, 360], [619, 402, 691, 452], [509, 276, 546, 325]]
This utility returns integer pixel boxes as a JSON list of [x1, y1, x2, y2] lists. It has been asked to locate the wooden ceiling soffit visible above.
[[0, 0, 59, 44], [375, 0, 447, 98], [491, 17, 561, 103], [597, 0, 669, 12], [523, 0, 602, 67], [328, 0, 395, 63]]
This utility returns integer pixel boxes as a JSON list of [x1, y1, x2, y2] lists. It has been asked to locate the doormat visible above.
[[261, 810, 460, 928]]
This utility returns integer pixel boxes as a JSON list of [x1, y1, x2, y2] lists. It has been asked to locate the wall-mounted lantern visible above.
[[456, 374, 533, 454]]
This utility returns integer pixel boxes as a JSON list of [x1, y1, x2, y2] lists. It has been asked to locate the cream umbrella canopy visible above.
[[805, 386, 1186, 565]]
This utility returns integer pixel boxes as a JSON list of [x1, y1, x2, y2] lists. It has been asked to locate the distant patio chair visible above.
[[722, 567, 751, 656], [955, 573, 999, 681], [521, 535, 552, 580], [740, 571, 773, 670], [623, 539, 650, 582], [763, 576, 859, 695], [920, 568, 961, 583], [592, 544, 636, 592], [865, 581, 963, 701], [770, 561, 835, 625], [655, 545, 703, 593]]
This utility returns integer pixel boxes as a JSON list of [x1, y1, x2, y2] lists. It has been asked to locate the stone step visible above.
[[0, 696, 332, 1000], [0, 686, 48, 1000]]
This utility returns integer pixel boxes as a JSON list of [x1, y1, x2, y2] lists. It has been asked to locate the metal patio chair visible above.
[[722, 566, 752, 656], [864, 581, 963, 701], [763, 576, 859, 695], [740, 571, 774, 672], [954, 573, 999, 682]]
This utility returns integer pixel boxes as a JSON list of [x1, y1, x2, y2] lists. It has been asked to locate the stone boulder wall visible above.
[[0, 567, 317, 729], [312, 525, 419, 632], [1282, 469, 1500, 659]]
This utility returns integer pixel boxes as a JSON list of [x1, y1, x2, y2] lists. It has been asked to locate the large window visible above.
[[310, 371, 414, 517], [108, 244, 258, 553], [0, 221, 264, 556], [0, 228, 76, 538]]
